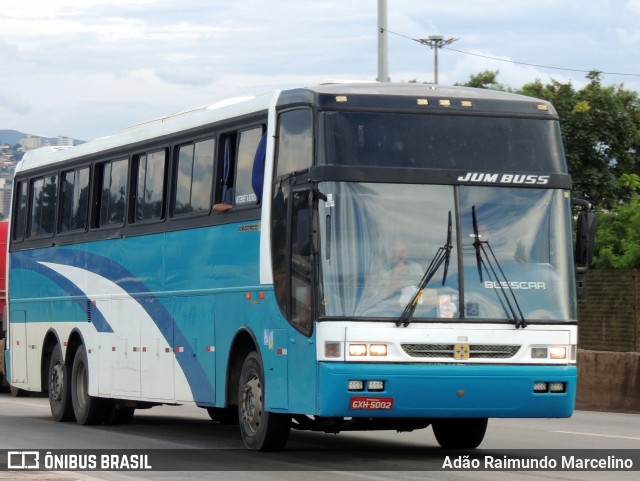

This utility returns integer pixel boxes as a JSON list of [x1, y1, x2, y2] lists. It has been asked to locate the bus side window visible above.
[[60, 167, 90, 233], [29, 174, 57, 238], [12, 181, 28, 242], [214, 126, 263, 212], [275, 108, 313, 178], [173, 138, 215, 217], [290, 190, 313, 335], [96, 158, 128, 228], [133, 149, 166, 223]]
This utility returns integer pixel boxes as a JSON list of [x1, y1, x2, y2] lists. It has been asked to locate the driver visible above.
[[380, 241, 423, 294]]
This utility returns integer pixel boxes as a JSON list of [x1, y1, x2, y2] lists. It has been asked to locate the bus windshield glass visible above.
[[317, 183, 575, 322], [319, 111, 566, 172]]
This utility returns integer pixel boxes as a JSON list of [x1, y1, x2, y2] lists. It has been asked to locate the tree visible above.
[[593, 195, 640, 268], [458, 70, 640, 269], [521, 72, 640, 209], [460, 70, 640, 210], [456, 70, 509, 91]]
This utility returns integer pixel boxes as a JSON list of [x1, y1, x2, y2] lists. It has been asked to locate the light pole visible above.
[[377, 0, 389, 82], [418, 35, 458, 84]]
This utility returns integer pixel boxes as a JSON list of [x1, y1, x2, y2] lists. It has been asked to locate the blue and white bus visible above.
[[6, 83, 593, 451]]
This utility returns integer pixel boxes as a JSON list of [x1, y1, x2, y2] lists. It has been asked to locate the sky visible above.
[[2, 0, 640, 141]]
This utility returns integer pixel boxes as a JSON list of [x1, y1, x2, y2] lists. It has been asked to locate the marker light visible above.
[[549, 347, 567, 359], [534, 382, 548, 393], [367, 380, 385, 391], [324, 342, 342, 358], [348, 380, 364, 391], [369, 344, 388, 356], [348, 344, 367, 356]]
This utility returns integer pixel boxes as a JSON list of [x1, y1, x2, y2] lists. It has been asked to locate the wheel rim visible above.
[[50, 362, 64, 403], [240, 373, 262, 434]]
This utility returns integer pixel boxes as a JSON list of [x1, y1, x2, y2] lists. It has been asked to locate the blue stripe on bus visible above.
[[11, 248, 215, 403], [11, 252, 114, 333]]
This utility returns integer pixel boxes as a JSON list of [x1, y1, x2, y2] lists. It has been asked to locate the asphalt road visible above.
[[0, 393, 638, 480]]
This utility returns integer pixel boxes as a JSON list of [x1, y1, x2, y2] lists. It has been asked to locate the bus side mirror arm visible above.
[[572, 199, 595, 299]]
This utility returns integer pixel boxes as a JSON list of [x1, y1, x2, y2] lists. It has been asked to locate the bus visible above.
[[5, 83, 593, 451], [0, 220, 8, 389]]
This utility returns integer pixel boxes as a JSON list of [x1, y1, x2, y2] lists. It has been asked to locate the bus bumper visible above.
[[317, 362, 576, 418]]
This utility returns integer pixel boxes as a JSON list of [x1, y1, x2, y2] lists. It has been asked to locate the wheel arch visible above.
[[225, 328, 260, 408], [66, 329, 85, 359], [40, 328, 86, 392], [40, 329, 61, 392]]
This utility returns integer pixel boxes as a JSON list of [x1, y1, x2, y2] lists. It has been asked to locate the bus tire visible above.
[[432, 418, 488, 449], [238, 352, 290, 451], [71, 344, 107, 425], [48, 343, 75, 422]]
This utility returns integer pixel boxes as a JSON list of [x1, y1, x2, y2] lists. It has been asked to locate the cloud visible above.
[[627, 0, 640, 14], [0, 93, 32, 117], [2, 1, 640, 139]]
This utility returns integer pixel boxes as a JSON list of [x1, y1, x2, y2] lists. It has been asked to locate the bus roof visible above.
[[16, 83, 556, 175], [278, 82, 556, 116], [16, 91, 275, 175]]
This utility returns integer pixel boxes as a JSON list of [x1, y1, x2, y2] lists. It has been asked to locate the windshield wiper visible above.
[[396, 211, 452, 327], [471, 206, 527, 329]]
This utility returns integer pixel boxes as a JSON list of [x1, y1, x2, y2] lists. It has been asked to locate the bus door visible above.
[[285, 187, 317, 413]]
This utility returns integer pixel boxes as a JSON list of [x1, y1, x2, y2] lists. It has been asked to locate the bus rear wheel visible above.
[[71, 344, 108, 425], [48, 343, 74, 422], [238, 352, 290, 451], [432, 418, 488, 449]]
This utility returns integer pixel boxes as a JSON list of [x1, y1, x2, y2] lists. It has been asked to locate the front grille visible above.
[[401, 343, 521, 359]]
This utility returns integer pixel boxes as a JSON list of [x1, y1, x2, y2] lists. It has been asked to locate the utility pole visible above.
[[377, 0, 389, 82], [418, 35, 458, 84]]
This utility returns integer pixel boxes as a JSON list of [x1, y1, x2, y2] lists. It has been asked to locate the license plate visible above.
[[349, 396, 394, 410]]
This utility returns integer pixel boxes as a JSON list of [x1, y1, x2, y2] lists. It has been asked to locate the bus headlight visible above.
[[549, 347, 567, 359], [348, 344, 367, 356], [346, 343, 388, 357], [530, 346, 569, 360], [369, 344, 387, 356]]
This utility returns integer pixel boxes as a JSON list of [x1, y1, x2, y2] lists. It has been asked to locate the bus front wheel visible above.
[[48, 343, 75, 422], [238, 352, 290, 451], [432, 418, 488, 449]]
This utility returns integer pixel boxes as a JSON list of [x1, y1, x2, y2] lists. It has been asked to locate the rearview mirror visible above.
[[572, 199, 595, 299]]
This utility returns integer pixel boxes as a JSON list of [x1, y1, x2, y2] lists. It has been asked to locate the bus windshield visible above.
[[317, 182, 575, 322], [318, 111, 566, 172]]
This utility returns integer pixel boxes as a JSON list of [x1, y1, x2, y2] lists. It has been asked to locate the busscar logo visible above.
[[484, 281, 546, 290], [457, 172, 550, 185]]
